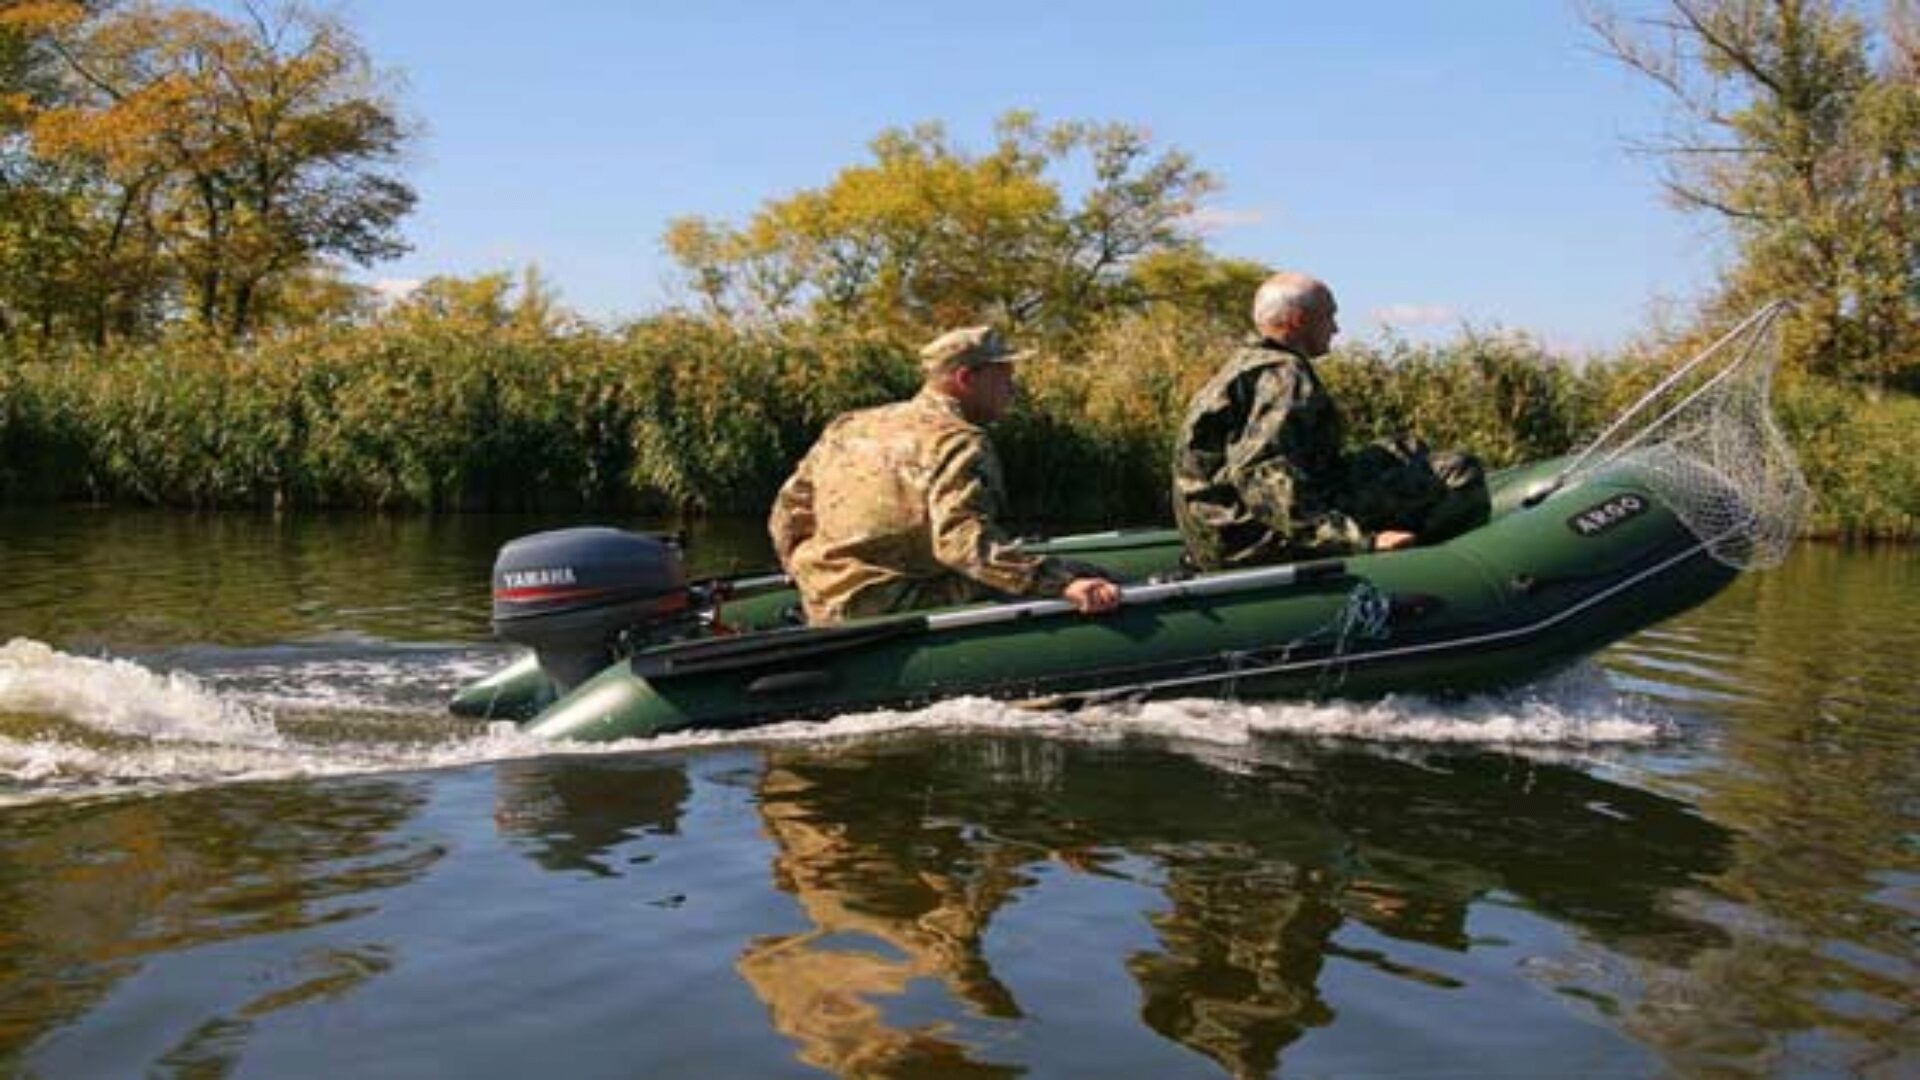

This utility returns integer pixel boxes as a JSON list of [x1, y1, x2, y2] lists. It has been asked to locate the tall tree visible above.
[[0, 1, 155, 343], [664, 112, 1231, 344], [21, 0, 415, 337], [1587, 0, 1920, 387]]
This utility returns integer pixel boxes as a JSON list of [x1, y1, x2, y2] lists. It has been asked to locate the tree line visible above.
[[4, 0, 1913, 386], [0, 0, 1914, 535]]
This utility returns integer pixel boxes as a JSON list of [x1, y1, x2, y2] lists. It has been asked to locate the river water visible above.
[[0, 508, 1913, 1078]]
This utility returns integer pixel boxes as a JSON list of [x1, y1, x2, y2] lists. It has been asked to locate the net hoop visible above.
[[1552, 302, 1810, 570]]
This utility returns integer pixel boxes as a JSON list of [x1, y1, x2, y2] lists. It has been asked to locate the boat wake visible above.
[[650, 664, 1677, 754], [0, 636, 1674, 806], [0, 638, 547, 806]]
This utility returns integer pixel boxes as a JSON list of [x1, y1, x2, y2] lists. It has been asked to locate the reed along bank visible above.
[[2, 311, 1914, 540]]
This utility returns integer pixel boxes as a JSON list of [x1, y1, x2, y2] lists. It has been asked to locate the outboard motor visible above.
[[491, 527, 690, 692]]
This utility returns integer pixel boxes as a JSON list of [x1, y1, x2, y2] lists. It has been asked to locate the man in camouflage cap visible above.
[[1171, 272, 1489, 571], [770, 326, 1122, 624]]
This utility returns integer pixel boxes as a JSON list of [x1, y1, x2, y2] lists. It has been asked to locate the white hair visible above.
[[1251, 273, 1331, 333]]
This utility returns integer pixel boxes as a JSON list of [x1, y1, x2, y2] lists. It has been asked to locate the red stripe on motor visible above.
[[494, 585, 611, 602], [492, 587, 692, 608]]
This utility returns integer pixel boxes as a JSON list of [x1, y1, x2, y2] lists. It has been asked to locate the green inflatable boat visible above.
[[450, 304, 1808, 742]]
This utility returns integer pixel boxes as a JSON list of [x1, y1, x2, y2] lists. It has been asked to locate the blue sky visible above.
[[340, 0, 1718, 352]]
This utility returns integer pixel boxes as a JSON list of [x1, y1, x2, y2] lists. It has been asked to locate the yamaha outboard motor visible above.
[[491, 527, 690, 692]]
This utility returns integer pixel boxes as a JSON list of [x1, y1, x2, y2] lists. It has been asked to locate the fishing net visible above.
[[1553, 302, 1810, 570]]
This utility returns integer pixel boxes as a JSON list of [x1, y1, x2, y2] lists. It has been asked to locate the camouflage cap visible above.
[[919, 326, 1032, 373]]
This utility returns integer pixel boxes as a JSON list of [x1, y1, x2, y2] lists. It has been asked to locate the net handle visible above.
[[1583, 302, 1785, 473], [1523, 301, 1788, 507]]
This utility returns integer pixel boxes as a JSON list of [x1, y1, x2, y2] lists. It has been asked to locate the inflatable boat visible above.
[[450, 304, 1808, 742]]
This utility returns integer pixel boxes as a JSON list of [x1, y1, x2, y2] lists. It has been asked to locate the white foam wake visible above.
[[186, 646, 509, 715], [0, 637, 1670, 806], [0, 638, 283, 746], [0, 638, 552, 804], [599, 662, 1673, 755]]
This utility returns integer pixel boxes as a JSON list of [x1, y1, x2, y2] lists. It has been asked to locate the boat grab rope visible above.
[[1223, 579, 1393, 699], [1335, 581, 1393, 645], [1315, 580, 1394, 693]]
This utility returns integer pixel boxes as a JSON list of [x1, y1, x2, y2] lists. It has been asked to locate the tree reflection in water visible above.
[[733, 736, 1734, 1079], [0, 779, 438, 1070]]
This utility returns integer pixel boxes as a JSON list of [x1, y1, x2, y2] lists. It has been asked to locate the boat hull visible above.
[[451, 458, 1737, 742]]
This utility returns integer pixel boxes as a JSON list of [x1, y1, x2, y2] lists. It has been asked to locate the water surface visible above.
[[1, 509, 1914, 1077]]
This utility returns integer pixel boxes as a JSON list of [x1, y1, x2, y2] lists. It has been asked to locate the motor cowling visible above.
[[491, 527, 689, 692]]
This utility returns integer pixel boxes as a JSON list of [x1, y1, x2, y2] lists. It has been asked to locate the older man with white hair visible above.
[[1171, 271, 1489, 570]]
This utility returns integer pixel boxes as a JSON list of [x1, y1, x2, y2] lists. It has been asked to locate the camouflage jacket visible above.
[[1171, 338, 1370, 569], [769, 388, 1077, 624]]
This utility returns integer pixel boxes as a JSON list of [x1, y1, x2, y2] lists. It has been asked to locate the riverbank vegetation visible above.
[[1, 1, 1914, 539], [2, 309, 1913, 538]]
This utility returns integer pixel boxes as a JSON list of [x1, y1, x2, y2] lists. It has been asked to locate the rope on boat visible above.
[[1334, 581, 1393, 646], [1219, 579, 1393, 700], [1313, 581, 1393, 693]]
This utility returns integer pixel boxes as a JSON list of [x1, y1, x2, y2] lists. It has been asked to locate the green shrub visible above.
[[0, 310, 1913, 538]]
